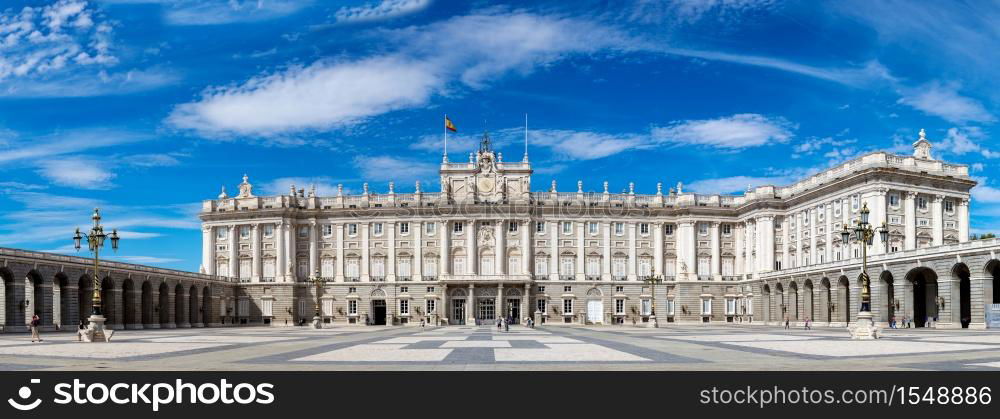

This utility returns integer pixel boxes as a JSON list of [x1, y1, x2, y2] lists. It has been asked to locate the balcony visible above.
[[611, 275, 627, 281], [398, 276, 411, 281], [371, 276, 386, 282], [559, 275, 575, 281], [422, 276, 437, 281], [585, 275, 601, 281], [345, 277, 360, 282], [261, 277, 275, 283]]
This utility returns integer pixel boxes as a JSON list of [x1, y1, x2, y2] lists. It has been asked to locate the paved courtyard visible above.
[[1, 324, 1000, 370]]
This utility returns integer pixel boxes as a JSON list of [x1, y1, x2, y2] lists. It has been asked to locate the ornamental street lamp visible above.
[[642, 275, 663, 328], [72, 208, 120, 343], [309, 268, 323, 329], [840, 202, 887, 339]]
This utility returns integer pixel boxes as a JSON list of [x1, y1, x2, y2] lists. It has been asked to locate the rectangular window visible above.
[[726, 299, 736, 315], [508, 256, 520, 274], [348, 300, 357, 315], [454, 222, 464, 233], [348, 224, 358, 235], [536, 299, 546, 313], [399, 299, 409, 315], [586, 257, 600, 276], [346, 259, 360, 279], [722, 224, 731, 235], [563, 286, 572, 292], [614, 222, 624, 235], [639, 223, 649, 235], [321, 258, 334, 278], [453, 256, 466, 275], [697, 257, 710, 276], [612, 257, 626, 279], [239, 259, 251, 280], [666, 300, 675, 316], [560, 257, 575, 276], [852, 195, 860, 210], [423, 259, 438, 277], [889, 193, 899, 207], [508, 221, 518, 232], [945, 200, 954, 212], [589, 222, 598, 234], [638, 258, 651, 277], [563, 299, 573, 315], [425, 223, 436, 235], [615, 299, 625, 315], [263, 225, 274, 237], [641, 299, 651, 316], [665, 224, 674, 235], [240, 226, 250, 239], [217, 227, 227, 239], [322, 224, 333, 237], [398, 258, 411, 278], [721, 258, 734, 276], [698, 223, 708, 235], [263, 259, 275, 279], [536, 222, 545, 233], [425, 299, 435, 315], [373, 223, 383, 235], [917, 197, 927, 210], [535, 257, 548, 276], [399, 222, 409, 234], [701, 299, 712, 315], [562, 222, 572, 234], [664, 259, 676, 276], [298, 226, 309, 238]]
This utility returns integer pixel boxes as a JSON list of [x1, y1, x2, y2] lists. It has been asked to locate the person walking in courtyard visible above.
[[504, 316, 509, 332], [30, 314, 42, 342], [784, 317, 790, 329], [804, 317, 811, 330]]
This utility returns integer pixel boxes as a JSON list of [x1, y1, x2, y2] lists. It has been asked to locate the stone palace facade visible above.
[[193, 130, 1000, 329]]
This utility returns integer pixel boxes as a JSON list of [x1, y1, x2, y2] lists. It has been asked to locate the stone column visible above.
[[549, 221, 558, 280], [795, 212, 803, 267], [521, 220, 531, 276], [653, 222, 663, 277], [870, 189, 888, 255], [627, 222, 637, 280], [202, 226, 215, 275], [958, 198, 970, 243], [931, 195, 944, 247], [780, 216, 789, 270], [275, 221, 285, 281], [361, 223, 370, 281], [521, 285, 529, 324], [387, 221, 396, 281], [251, 224, 261, 282], [466, 283, 475, 325], [735, 222, 744, 276], [309, 219, 319, 277], [496, 220, 506, 276], [904, 192, 917, 250], [602, 222, 612, 280], [678, 220, 696, 280], [710, 222, 720, 278], [414, 221, 423, 281], [825, 203, 833, 263], [335, 223, 345, 282], [467, 220, 477, 275], [809, 208, 817, 264], [440, 221, 450, 276], [228, 224, 238, 279], [575, 221, 584, 280], [497, 284, 503, 321], [971, 274, 989, 328]]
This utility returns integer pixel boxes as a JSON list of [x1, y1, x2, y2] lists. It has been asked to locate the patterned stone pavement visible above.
[[1, 324, 999, 370]]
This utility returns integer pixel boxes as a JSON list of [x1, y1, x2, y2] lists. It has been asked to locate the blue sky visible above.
[[1, 0, 998, 271]]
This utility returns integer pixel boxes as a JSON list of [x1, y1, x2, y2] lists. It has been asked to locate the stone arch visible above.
[[586, 287, 603, 298], [0, 267, 14, 327], [122, 278, 136, 328], [449, 288, 466, 297], [879, 270, 895, 323], [78, 274, 93, 323], [803, 279, 814, 322], [189, 285, 200, 327], [26, 270, 47, 325], [821, 277, 832, 323], [838, 275, 850, 323], [202, 286, 212, 326], [174, 283, 186, 327], [905, 267, 938, 328], [761, 283, 771, 323], [141, 280, 153, 326], [505, 287, 523, 297], [370, 288, 387, 299], [788, 281, 799, 320], [988, 259, 1000, 305], [775, 282, 785, 320], [100, 276, 116, 327], [951, 263, 971, 328], [158, 282, 170, 326]]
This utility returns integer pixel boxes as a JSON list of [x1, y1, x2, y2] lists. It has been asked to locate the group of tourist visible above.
[[783, 316, 813, 330]]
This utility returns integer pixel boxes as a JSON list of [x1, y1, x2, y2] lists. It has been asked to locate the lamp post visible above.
[[309, 268, 323, 329], [642, 275, 663, 328], [72, 208, 120, 343], [840, 202, 887, 339]]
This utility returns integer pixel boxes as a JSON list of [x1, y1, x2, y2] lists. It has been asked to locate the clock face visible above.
[[478, 177, 494, 193]]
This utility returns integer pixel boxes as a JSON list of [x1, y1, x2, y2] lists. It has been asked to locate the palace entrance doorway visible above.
[[371, 300, 386, 325], [452, 299, 465, 324], [506, 298, 520, 323]]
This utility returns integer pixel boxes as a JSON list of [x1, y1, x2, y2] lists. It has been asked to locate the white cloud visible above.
[[626, 0, 779, 25], [936, 127, 999, 159], [792, 135, 856, 157], [972, 185, 1000, 204], [0, 129, 153, 164], [36, 157, 117, 189], [353, 155, 436, 183], [897, 82, 995, 124], [652, 113, 795, 149], [529, 130, 647, 160], [334, 0, 430, 23], [101, 0, 313, 25], [971, 163, 985, 172], [0, 67, 178, 97], [168, 11, 633, 138], [686, 175, 795, 195], [259, 176, 347, 196], [124, 153, 183, 167]]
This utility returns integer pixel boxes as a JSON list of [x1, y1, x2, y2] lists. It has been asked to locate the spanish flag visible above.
[[445, 116, 457, 132]]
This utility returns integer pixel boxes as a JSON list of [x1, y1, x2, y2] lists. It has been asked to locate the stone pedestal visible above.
[[646, 315, 659, 328], [533, 310, 541, 326], [430, 314, 439, 326], [848, 311, 879, 340], [312, 315, 322, 329], [80, 315, 112, 343]]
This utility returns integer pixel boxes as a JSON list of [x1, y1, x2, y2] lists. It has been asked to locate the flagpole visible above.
[[443, 114, 448, 163], [523, 113, 529, 162]]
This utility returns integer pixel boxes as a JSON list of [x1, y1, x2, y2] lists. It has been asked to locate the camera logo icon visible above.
[[8, 379, 42, 411]]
